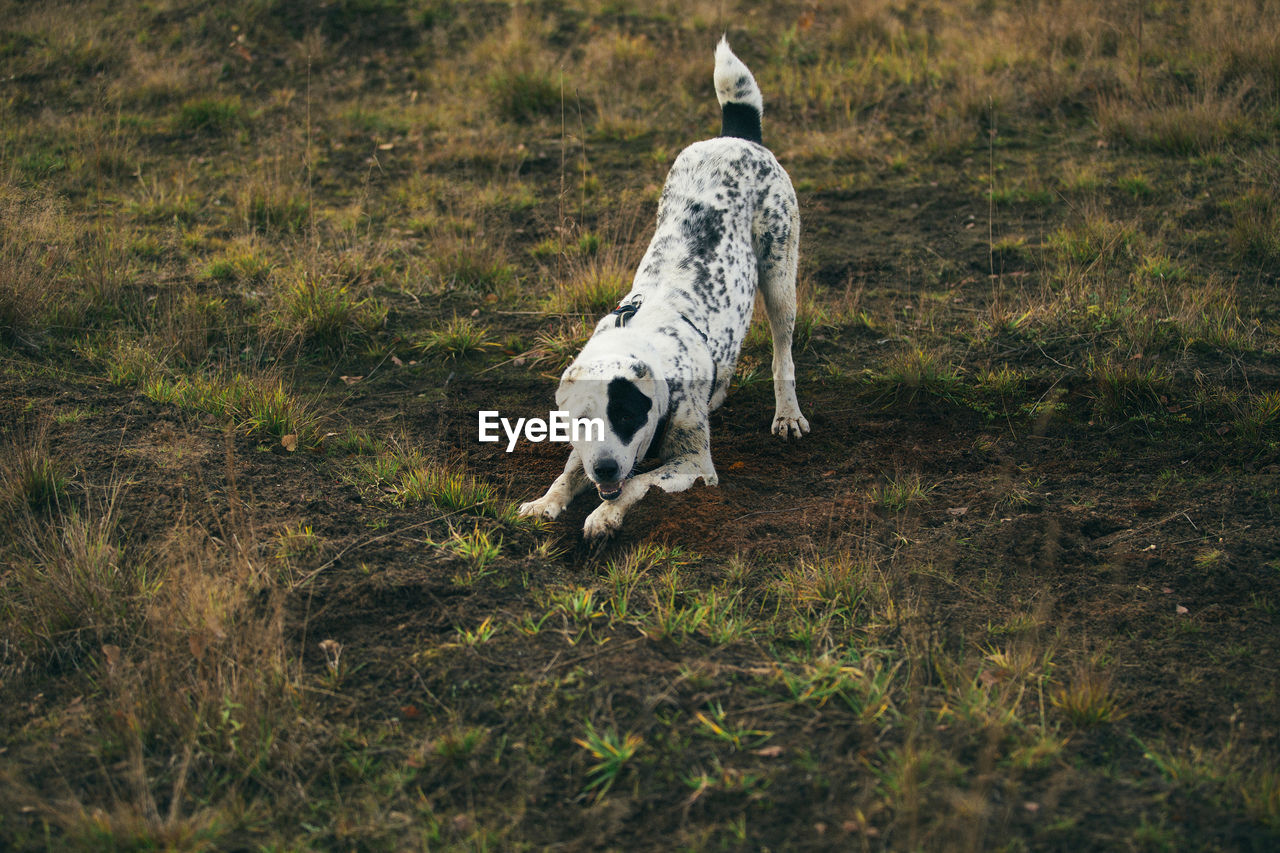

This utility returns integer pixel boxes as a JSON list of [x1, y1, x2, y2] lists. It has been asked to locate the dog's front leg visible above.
[[518, 448, 591, 521], [583, 429, 717, 540]]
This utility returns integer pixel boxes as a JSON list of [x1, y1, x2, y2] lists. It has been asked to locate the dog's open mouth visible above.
[[596, 481, 625, 501]]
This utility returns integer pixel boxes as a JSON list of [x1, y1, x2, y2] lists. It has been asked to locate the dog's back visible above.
[[613, 40, 799, 384]]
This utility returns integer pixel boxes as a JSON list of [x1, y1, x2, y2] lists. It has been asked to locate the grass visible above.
[[1, 428, 69, 514], [415, 315, 494, 359], [873, 472, 935, 513], [575, 721, 643, 801], [273, 271, 386, 350]]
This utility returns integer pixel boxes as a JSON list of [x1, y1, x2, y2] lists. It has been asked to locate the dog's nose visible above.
[[593, 458, 620, 482]]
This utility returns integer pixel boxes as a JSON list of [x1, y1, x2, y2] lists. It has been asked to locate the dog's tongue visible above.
[[597, 480, 625, 501]]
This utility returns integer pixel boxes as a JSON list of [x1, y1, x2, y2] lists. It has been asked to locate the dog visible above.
[[518, 38, 809, 539]]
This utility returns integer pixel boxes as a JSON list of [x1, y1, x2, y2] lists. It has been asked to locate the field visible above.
[[2, 0, 1279, 849]]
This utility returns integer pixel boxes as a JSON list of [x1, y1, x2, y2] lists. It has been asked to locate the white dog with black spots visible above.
[[519, 38, 809, 539]]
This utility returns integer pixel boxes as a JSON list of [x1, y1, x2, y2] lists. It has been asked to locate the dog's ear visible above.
[[556, 362, 586, 409], [606, 377, 653, 444]]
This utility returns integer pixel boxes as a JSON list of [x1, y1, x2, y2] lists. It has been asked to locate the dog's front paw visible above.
[[772, 412, 810, 440], [582, 504, 624, 540], [518, 496, 565, 520]]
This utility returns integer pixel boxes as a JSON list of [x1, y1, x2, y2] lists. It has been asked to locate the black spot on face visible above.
[[607, 377, 652, 444]]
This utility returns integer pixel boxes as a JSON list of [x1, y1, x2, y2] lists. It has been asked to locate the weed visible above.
[[433, 727, 488, 763], [1098, 89, 1253, 155], [1, 428, 69, 514], [174, 97, 243, 136], [777, 654, 897, 724], [603, 548, 649, 620], [1086, 356, 1172, 423], [416, 315, 494, 359], [456, 615, 500, 645], [396, 464, 512, 521], [1051, 666, 1122, 727], [439, 525, 503, 583], [550, 586, 602, 622], [880, 347, 962, 400], [490, 69, 562, 123], [1118, 172, 1153, 199], [1230, 191, 1280, 266], [3, 485, 152, 652], [575, 721, 642, 801], [544, 259, 629, 315], [274, 272, 385, 350], [873, 472, 935, 512], [242, 183, 308, 234], [1235, 391, 1280, 444], [530, 318, 592, 369], [694, 702, 771, 751], [435, 241, 516, 293]]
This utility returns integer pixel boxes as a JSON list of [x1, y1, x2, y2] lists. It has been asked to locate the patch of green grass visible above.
[[438, 525, 503, 584], [456, 615, 500, 644], [103, 339, 163, 386], [530, 318, 592, 369], [274, 273, 386, 350], [872, 472, 935, 512], [575, 721, 642, 801], [394, 464, 512, 520], [1, 431, 69, 514], [203, 249, 272, 285], [243, 184, 308, 234], [416, 315, 494, 359], [174, 97, 243, 136], [490, 70, 562, 123], [1047, 212, 1139, 267], [1135, 253, 1186, 283], [1099, 91, 1254, 155], [436, 244, 516, 293], [1117, 172, 1153, 199], [1230, 191, 1280, 267], [1086, 356, 1172, 423], [544, 260, 629, 314], [1235, 391, 1280, 444], [694, 701, 771, 751], [990, 183, 1053, 206], [18, 150, 69, 181], [140, 371, 319, 443], [1052, 667, 1122, 727], [325, 426, 382, 456], [880, 347, 962, 401], [3, 492, 154, 651]]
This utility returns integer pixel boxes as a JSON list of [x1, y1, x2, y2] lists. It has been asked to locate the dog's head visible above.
[[556, 358, 668, 501]]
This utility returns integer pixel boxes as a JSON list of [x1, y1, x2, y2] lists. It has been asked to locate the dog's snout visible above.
[[593, 459, 620, 482]]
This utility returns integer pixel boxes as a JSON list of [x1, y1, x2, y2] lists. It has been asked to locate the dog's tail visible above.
[[714, 37, 763, 145]]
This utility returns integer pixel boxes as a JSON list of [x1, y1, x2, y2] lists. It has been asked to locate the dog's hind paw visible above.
[[518, 497, 565, 520], [772, 413, 810, 440]]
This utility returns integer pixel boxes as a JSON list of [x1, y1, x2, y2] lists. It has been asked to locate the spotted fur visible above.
[[518, 38, 810, 539]]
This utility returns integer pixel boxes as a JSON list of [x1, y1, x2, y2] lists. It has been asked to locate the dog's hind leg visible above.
[[518, 448, 592, 521], [756, 203, 810, 439]]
